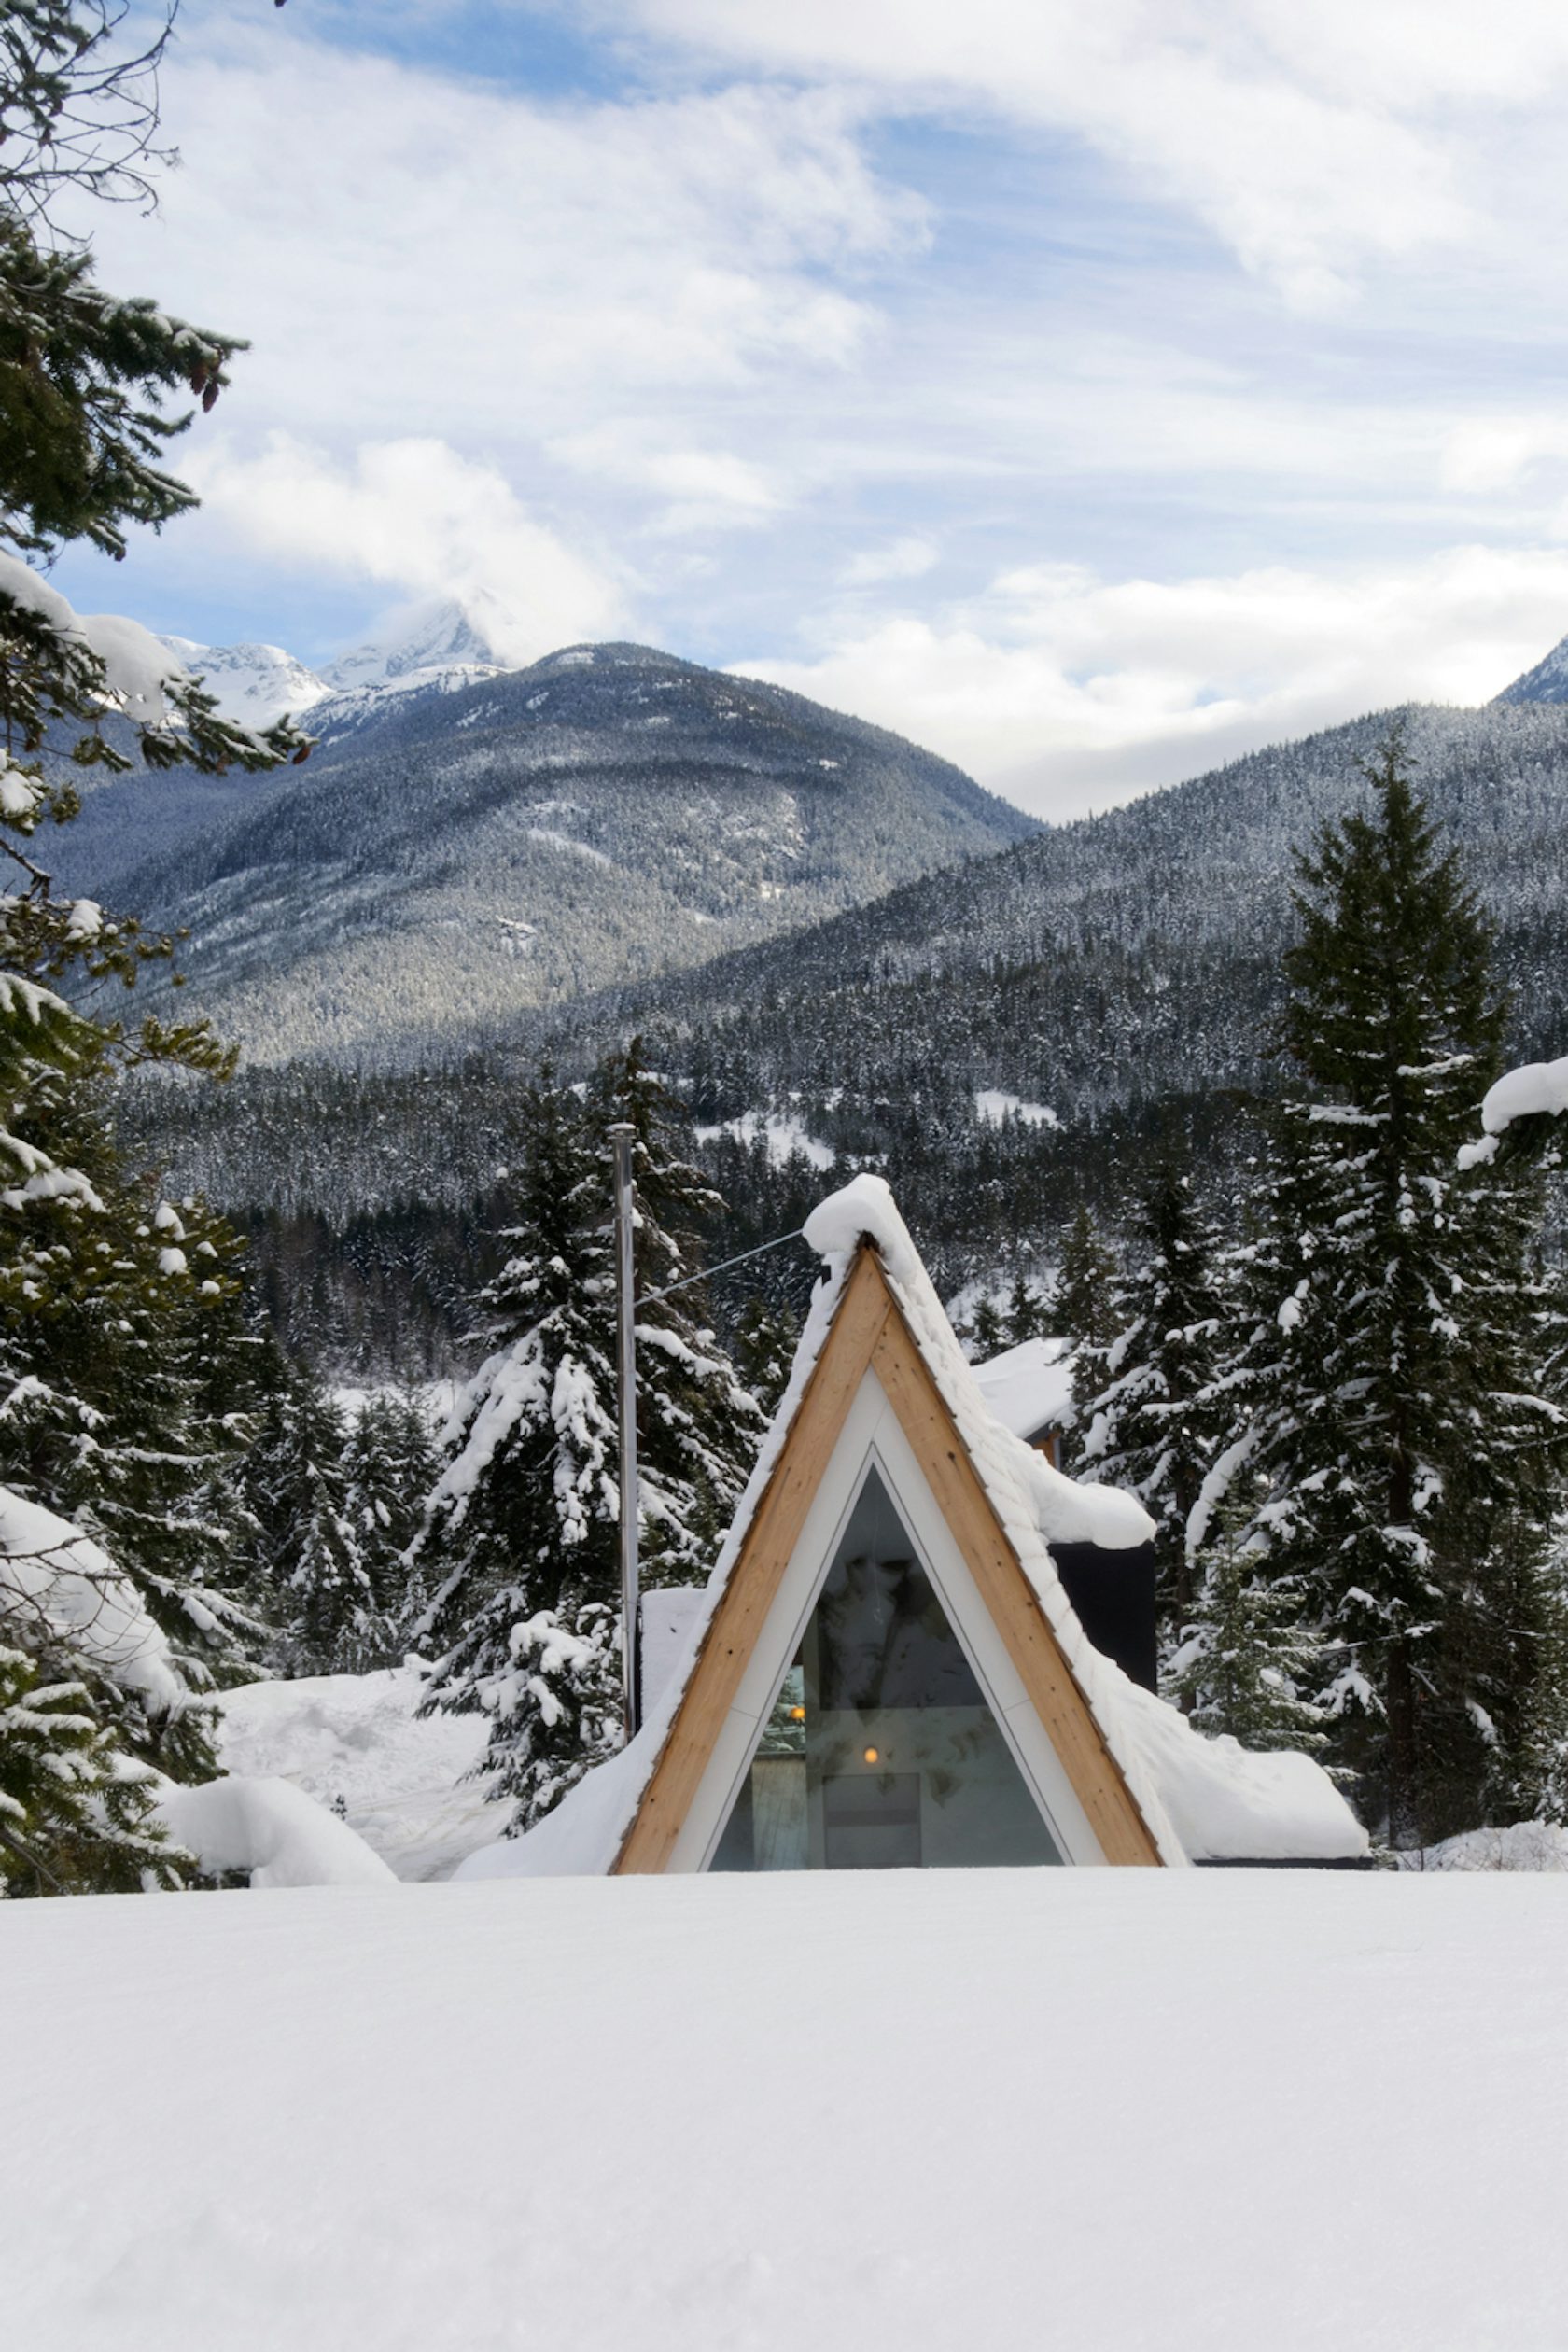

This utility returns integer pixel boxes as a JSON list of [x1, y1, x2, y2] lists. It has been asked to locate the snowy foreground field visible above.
[[7, 1870, 1568, 2352]]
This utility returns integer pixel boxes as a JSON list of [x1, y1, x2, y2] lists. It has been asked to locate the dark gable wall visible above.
[[1051, 1542, 1157, 1693]]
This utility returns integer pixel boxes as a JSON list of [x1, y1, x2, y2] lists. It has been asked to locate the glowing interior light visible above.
[[789, 1705, 805, 1721], [863, 1746, 880, 1765]]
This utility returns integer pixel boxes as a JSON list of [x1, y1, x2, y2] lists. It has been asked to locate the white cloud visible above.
[[81, 26, 922, 440], [61, 18, 931, 640], [185, 436, 627, 665], [839, 536, 939, 586], [611, 0, 1497, 306], [1239, 0, 1568, 111], [735, 544, 1568, 816], [548, 428, 785, 533], [1439, 418, 1568, 497]]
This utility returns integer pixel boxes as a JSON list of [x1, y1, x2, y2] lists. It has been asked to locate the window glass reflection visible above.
[[711, 1467, 1060, 1871]]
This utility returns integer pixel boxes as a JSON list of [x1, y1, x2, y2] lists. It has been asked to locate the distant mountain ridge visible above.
[[1495, 630, 1568, 706], [156, 635, 330, 731], [575, 695, 1568, 1143], [78, 637, 1035, 1065], [44, 600, 522, 903], [158, 595, 516, 734], [131, 693, 1568, 1311]]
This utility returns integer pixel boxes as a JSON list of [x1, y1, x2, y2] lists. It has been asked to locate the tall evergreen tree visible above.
[[0, 2, 306, 1878], [1057, 1207, 1119, 1349], [1055, 1206, 1124, 1448], [590, 1038, 767, 1588], [417, 1051, 768, 1833], [1169, 1490, 1327, 1755], [413, 1072, 623, 1827], [343, 1388, 436, 1638], [732, 1292, 799, 1421], [243, 1367, 383, 1678], [1076, 1168, 1227, 1631], [1003, 1268, 1052, 1349], [962, 1290, 1007, 1360], [1200, 732, 1568, 1843]]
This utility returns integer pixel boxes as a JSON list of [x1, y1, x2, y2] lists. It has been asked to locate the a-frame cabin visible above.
[[463, 1176, 1366, 1882], [617, 1234, 1167, 1872]]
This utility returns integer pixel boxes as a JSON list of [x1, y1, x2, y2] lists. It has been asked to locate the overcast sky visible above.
[[49, 0, 1568, 815]]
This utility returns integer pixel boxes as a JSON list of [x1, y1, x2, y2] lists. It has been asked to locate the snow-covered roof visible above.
[[640, 1586, 707, 1717], [459, 1177, 1365, 1880], [970, 1335, 1076, 1444]]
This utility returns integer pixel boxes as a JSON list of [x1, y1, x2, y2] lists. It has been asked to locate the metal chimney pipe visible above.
[[609, 1121, 641, 1743]]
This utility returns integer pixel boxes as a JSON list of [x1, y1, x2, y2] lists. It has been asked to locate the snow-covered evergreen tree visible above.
[[244, 1369, 384, 1677], [0, 1476, 211, 1895], [1003, 1268, 1052, 1348], [1198, 732, 1568, 1843], [960, 1268, 1053, 1363], [343, 1389, 435, 1635], [0, 3, 309, 1869], [417, 1050, 768, 1833], [1054, 1207, 1123, 1448], [1169, 1489, 1327, 1753], [732, 1292, 799, 1421], [0, 1642, 182, 1895], [1077, 1169, 1227, 1630], [413, 1071, 623, 1827], [0, 1099, 269, 1775], [963, 1291, 1008, 1359], [592, 1038, 767, 1589], [1057, 1207, 1120, 1355]]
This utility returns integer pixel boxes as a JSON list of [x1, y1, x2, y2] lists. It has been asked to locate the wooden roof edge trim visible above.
[[609, 1239, 892, 1874], [868, 1275, 1168, 1867]]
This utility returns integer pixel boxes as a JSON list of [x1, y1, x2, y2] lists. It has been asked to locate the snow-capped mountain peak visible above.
[[319, 597, 511, 694], [161, 598, 520, 735], [156, 635, 331, 731]]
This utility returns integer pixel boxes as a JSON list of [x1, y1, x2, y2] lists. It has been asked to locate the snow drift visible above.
[[7, 1869, 1566, 2352]]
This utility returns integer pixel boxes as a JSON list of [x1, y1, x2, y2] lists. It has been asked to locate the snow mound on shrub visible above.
[[155, 1774, 396, 1888]]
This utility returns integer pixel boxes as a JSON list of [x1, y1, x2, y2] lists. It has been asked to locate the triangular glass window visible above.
[[710, 1464, 1062, 1870]]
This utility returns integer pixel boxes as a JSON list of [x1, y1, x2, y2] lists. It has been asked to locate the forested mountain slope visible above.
[[124, 693, 1568, 1356], [91, 641, 1034, 1063], [584, 697, 1568, 1129]]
